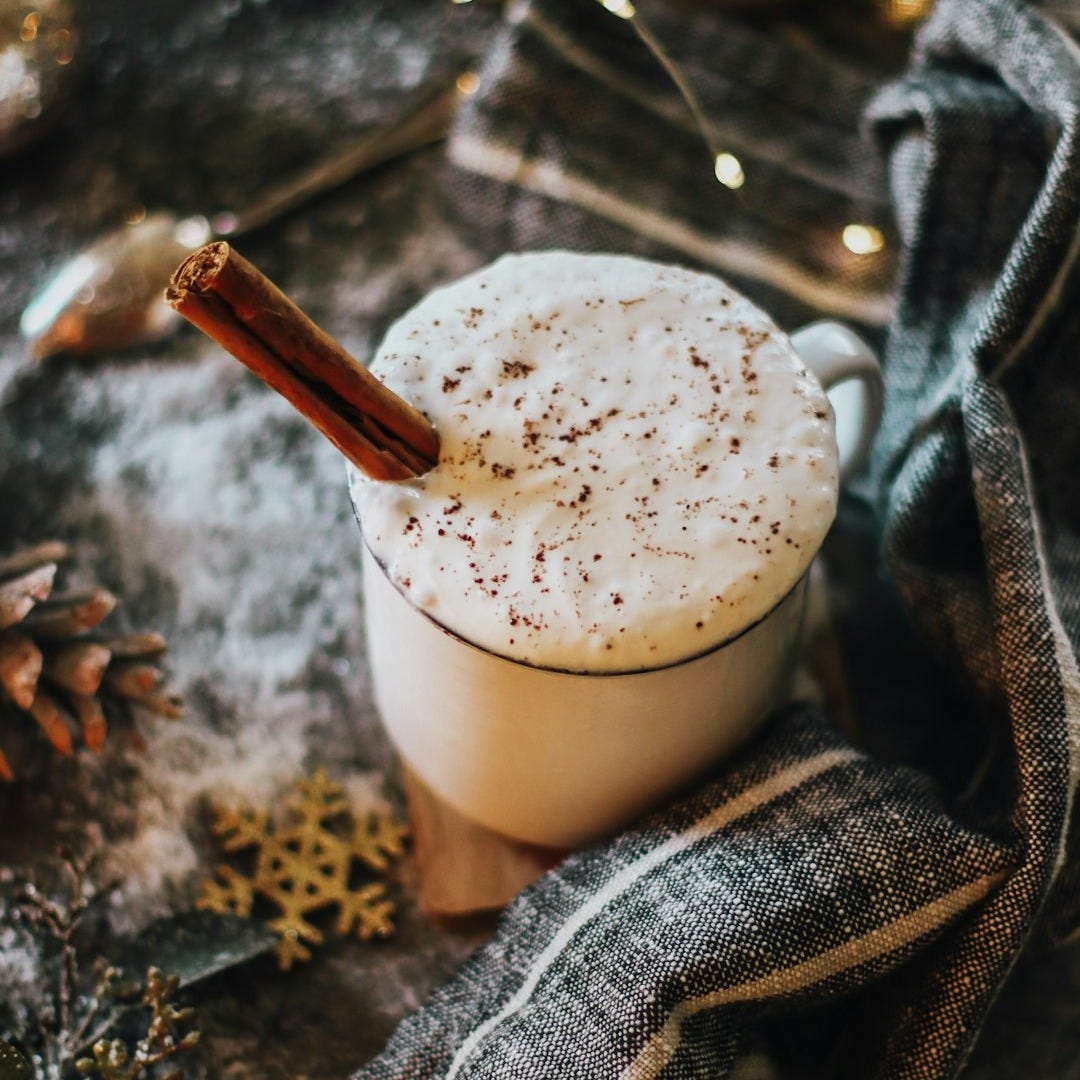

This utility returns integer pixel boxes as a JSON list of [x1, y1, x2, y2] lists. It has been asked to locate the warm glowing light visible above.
[[842, 223, 886, 255], [601, 0, 637, 19], [456, 71, 480, 96], [880, 0, 933, 28], [20, 12, 41, 41], [713, 152, 745, 190], [174, 216, 213, 249], [53, 28, 74, 64]]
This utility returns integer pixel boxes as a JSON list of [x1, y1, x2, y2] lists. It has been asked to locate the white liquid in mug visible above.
[[353, 252, 838, 674]]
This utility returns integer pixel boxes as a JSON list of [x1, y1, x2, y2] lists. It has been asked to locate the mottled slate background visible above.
[[0, 1, 1075, 1077], [0, 2, 500, 1074]]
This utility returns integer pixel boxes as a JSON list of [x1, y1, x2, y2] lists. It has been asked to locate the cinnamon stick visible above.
[[166, 243, 439, 481]]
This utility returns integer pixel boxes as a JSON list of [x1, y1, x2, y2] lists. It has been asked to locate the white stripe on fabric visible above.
[[990, 204, 1080, 381], [1040, 1, 1080, 31], [1005, 387, 1080, 830], [449, 133, 894, 326], [620, 870, 1006, 1080], [990, 10, 1080, 378], [444, 747, 860, 1079]]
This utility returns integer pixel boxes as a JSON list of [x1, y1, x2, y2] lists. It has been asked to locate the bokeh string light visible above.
[[456, 70, 481, 96], [588, 0, 893, 255], [841, 223, 886, 256], [879, 0, 935, 29], [713, 152, 745, 191], [595, 0, 748, 194], [446, 0, 892, 260], [17, 6, 73, 61]]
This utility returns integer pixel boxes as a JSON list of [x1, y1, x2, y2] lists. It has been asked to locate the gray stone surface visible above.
[[0, 2, 499, 1075], [0, 2, 1076, 1078]]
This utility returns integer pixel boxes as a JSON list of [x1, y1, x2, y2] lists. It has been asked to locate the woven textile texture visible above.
[[354, 0, 1080, 1077]]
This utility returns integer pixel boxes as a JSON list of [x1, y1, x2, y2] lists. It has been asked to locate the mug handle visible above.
[[790, 320, 884, 482]]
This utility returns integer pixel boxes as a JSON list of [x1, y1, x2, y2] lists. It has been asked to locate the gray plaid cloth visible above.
[[355, 0, 1080, 1076]]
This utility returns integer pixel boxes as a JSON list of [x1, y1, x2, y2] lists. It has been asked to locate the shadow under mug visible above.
[[355, 321, 882, 849]]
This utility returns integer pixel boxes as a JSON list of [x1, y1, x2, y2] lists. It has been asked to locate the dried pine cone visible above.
[[0, 542, 182, 778]]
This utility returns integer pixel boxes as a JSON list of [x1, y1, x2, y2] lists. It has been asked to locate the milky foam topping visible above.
[[352, 252, 838, 672]]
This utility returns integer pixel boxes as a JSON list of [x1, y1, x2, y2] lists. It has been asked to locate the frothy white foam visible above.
[[353, 252, 837, 672]]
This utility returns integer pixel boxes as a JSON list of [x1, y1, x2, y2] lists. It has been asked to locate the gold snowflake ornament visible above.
[[197, 770, 408, 970]]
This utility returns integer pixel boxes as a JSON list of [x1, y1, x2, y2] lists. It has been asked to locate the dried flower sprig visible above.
[[74, 969, 199, 1080], [12, 851, 96, 1076], [0, 852, 228, 1080]]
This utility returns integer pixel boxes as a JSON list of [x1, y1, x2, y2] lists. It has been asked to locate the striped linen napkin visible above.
[[355, 0, 1080, 1076]]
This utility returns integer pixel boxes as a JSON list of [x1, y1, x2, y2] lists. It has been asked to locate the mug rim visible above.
[[351, 486, 809, 678]]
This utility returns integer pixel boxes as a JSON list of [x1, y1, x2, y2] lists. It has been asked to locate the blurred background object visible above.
[[0, 0, 79, 158]]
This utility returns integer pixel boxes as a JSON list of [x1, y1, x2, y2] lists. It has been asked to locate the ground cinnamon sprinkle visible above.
[[354, 252, 839, 671]]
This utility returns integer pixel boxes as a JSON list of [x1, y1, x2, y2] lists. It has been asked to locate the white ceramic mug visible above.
[[357, 320, 881, 849]]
